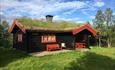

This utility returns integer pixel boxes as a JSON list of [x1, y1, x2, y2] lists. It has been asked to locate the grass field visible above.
[[0, 47, 115, 70]]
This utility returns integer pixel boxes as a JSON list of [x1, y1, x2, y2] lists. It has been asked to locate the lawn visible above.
[[0, 47, 115, 70]]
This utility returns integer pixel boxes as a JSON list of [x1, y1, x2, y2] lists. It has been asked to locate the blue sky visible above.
[[0, 0, 115, 23]]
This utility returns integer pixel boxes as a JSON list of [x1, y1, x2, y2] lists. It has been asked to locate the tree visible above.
[[93, 9, 105, 47], [0, 23, 3, 46], [0, 20, 12, 48], [104, 8, 113, 47], [93, 8, 115, 47], [111, 14, 115, 47]]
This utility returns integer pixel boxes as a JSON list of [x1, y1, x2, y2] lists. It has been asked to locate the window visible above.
[[42, 35, 56, 43], [18, 34, 22, 42]]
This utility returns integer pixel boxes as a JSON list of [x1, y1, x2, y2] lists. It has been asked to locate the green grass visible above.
[[0, 47, 115, 70]]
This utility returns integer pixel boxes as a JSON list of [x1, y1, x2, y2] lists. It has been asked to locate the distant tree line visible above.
[[93, 8, 115, 47], [0, 20, 12, 48]]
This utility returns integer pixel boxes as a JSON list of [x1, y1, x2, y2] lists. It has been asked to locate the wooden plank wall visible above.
[[56, 32, 75, 49]]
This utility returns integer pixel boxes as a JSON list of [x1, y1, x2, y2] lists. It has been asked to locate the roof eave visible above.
[[8, 19, 26, 33], [72, 24, 97, 36]]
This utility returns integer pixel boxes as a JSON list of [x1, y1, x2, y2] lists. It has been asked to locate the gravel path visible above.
[[30, 48, 89, 57], [30, 49, 72, 57]]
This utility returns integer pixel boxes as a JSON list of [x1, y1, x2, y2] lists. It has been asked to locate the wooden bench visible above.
[[47, 44, 62, 51], [76, 43, 86, 48]]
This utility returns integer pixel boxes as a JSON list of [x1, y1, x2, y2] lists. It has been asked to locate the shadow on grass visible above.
[[0, 47, 29, 67], [64, 52, 115, 70]]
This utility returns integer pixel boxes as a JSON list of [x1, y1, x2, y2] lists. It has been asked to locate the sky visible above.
[[0, 0, 115, 24]]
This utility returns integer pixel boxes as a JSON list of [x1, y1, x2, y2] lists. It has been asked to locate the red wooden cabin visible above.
[[8, 16, 96, 52]]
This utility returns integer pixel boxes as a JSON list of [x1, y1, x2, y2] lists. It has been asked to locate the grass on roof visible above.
[[17, 18, 82, 30]]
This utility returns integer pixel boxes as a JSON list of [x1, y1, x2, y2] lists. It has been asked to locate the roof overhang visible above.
[[72, 24, 97, 36], [8, 19, 26, 33]]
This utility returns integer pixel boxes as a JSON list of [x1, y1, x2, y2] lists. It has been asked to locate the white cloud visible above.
[[53, 15, 86, 23], [0, 0, 109, 24], [94, 2, 105, 7], [80, 1, 105, 16], [0, 0, 86, 18], [82, 10, 89, 16], [89, 21, 94, 25], [55, 1, 86, 9], [76, 21, 85, 23], [81, 2, 97, 16], [0, 11, 3, 15], [90, 16, 95, 19], [53, 15, 80, 22], [63, 9, 76, 15], [113, 12, 115, 15]]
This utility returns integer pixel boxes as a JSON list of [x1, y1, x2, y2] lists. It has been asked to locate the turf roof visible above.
[[17, 18, 82, 30]]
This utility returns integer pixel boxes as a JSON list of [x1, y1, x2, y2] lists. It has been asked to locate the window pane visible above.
[[42, 35, 56, 43], [18, 34, 22, 42]]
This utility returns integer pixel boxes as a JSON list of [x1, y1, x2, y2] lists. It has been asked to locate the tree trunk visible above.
[[99, 38, 101, 47], [107, 39, 111, 48]]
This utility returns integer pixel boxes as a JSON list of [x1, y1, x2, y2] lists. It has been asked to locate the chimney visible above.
[[46, 15, 53, 23]]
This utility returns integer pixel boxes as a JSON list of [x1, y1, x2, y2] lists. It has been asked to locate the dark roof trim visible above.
[[26, 29, 72, 33]]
